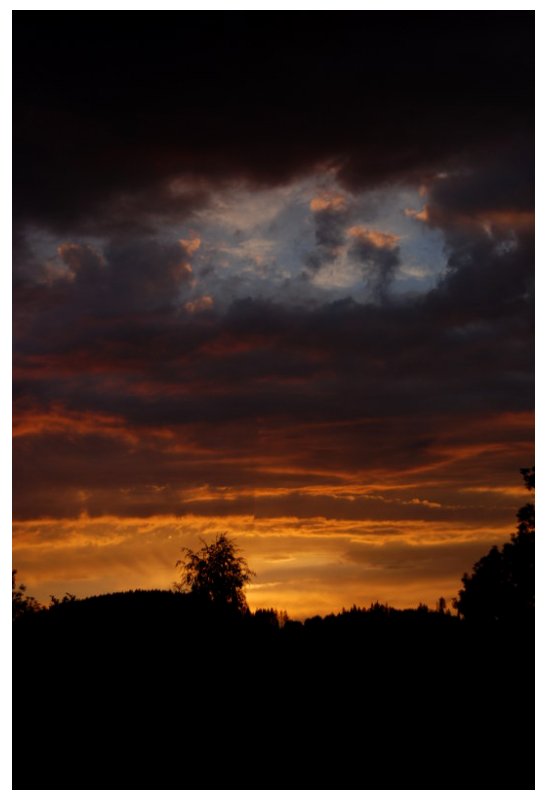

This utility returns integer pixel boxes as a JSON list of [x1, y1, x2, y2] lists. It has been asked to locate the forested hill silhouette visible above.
[[13, 471, 534, 790]]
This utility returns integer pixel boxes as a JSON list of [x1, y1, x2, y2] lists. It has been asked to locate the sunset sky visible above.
[[13, 12, 534, 617]]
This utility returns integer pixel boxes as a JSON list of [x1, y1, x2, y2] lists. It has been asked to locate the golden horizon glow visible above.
[[12, 402, 533, 618], [13, 511, 521, 618]]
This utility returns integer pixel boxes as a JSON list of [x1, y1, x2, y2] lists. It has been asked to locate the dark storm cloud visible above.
[[348, 230, 401, 300], [433, 231, 533, 329], [427, 142, 534, 221], [14, 208, 533, 435], [12, 12, 533, 532], [13, 427, 522, 525], [304, 198, 350, 272], [314, 210, 347, 251], [13, 13, 533, 234], [99, 237, 196, 312], [13, 207, 533, 526], [66, 181, 212, 238], [15, 235, 197, 320]]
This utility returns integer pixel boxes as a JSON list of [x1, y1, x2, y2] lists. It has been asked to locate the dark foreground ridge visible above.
[[13, 469, 534, 789], [13, 590, 533, 789]]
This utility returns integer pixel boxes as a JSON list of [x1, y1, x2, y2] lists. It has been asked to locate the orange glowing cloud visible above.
[[176, 482, 445, 509], [460, 485, 530, 498], [347, 226, 400, 249], [57, 242, 105, 274], [478, 210, 534, 231], [310, 193, 347, 212], [184, 295, 214, 314], [13, 407, 137, 441], [170, 236, 201, 281], [406, 204, 534, 233], [404, 205, 430, 223], [12, 406, 175, 444], [179, 237, 201, 256]]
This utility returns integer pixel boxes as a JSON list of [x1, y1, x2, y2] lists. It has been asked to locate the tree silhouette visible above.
[[12, 570, 41, 621], [175, 533, 254, 613], [455, 467, 534, 625]]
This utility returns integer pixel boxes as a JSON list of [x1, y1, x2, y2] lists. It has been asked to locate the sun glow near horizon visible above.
[[13, 506, 524, 618]]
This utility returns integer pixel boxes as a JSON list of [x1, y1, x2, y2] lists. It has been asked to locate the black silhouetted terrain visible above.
[[13, 475, 534, 789]]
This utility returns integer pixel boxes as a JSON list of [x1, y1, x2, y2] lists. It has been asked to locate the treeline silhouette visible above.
[[13, 471, 534, 789]]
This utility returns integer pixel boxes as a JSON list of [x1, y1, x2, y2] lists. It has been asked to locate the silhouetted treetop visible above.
[[12, 570, 42, 621], [175, 533, 254, 613], [455, 467, 534, 626], [521, 466, 534, 492]]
